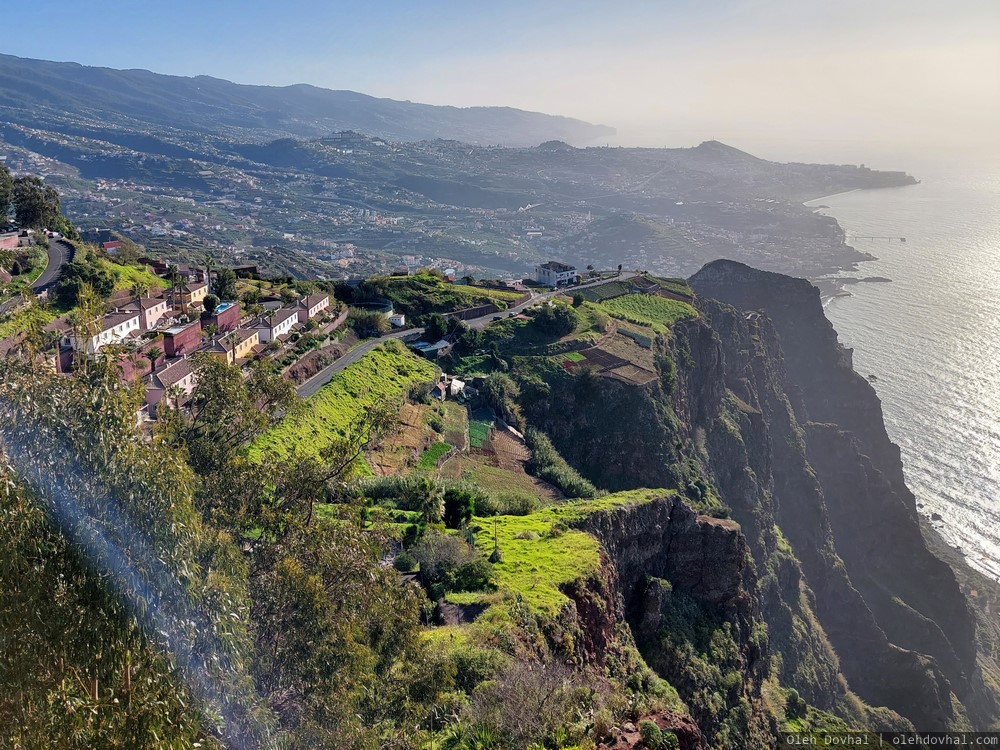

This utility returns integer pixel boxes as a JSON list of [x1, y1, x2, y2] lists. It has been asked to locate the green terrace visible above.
[[249, 339, 438, 463], [466, 489, 674, 616]]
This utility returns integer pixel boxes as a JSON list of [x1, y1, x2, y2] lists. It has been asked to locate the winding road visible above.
[[33, 238, 75, 294], [0, 238, 75, 316]]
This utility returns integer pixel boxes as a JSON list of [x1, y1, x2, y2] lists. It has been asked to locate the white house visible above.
[[388, 312, 406, 327], [534, 261, 578, 286], [123, 296, 170, 330], [297, 293, 330, 323], [253, 308, 299, 342], [68, 310, 141, 354]]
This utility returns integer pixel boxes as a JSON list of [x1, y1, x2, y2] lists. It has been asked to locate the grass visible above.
[[575, 280, 632, 302], [599, 294, 698, 333], [417, 441, 452, 470], [104, 259, 167, 292], [441, 401, 469, 450], [249, 339, 438, 463], [440, 453, 558, 501], [559, 351, 585, 362], [470, 489, 675, 616]]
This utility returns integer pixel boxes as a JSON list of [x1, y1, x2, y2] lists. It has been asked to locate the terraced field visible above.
[[249, 339, 437, 464], [598, 293, 697, 333]]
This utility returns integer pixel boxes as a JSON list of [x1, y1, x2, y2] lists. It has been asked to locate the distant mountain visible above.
[[0, 53, 614, 146]]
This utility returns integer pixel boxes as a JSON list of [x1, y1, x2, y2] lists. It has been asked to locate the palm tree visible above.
[[145, 345, 163, 375], [166, 264, 180, 307], [202, 253, 214, 292], [131, 281, 149, 300]]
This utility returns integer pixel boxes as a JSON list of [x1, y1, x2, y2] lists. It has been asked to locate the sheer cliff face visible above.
[[689, 260, 992, 728], [525, 260, 997, 732]]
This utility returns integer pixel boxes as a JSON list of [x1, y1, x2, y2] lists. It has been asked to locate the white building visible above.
[[535, 261, 579, 286], [254, 308, 299, 342], [68, 310, 141, 354], [388, 312, 406, 327]]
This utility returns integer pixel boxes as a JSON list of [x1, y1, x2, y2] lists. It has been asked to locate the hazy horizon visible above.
[[4, 0, 999, 170]]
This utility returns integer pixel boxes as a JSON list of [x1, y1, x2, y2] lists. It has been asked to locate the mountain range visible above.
[[0, 53, 614, 146]]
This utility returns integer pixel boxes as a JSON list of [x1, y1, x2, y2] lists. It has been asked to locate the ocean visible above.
[[805, 167, 1000, 582]]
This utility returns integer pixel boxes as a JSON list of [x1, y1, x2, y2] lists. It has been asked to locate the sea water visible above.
[[806, 167, 1000, 581]]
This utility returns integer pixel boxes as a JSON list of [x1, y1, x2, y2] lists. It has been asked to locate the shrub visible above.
[[443, 486, 475, 529], [640, 720, 663, 750], [411, 530, 491, 598], [393, 550, 417, 572], [475, 492, 540, 517], [348, 307, 390, 337], [592, 707, 614, 741], [524, 428, 597, 499], [533, 302, 579, 336]]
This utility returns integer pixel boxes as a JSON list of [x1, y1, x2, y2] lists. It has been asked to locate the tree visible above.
[[55, 259, 116, 307], [203, 293, 220, 313], [443, 486, 475, 529], [213, 268, 238, 301], [145, 345, 163, 375], [572, 292, 585, 307], [348, 309, 390, 338], [130, 280, 149, 300], [0, 356, 278, 748], [423, 312, 449, 341], [12, 175, 61, 230], [533, 302, 579, 337], [0, 163, 12, 223]]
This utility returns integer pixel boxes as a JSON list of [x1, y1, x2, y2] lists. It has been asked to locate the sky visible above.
[[3, 0, 999, 168]]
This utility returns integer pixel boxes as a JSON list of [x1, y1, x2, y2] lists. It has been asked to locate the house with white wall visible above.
[[253, 308, 299, 342], [68, 310, 141, 354]]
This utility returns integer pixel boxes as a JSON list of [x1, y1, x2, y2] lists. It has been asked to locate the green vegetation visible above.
[[418, 440, 452, 470], [468, 418, 492, 448], [575, 279, 633, 302], [524, 428, 597, 498], [0, 304, 56, 340], [598, 294, 698, 333], [251, 339, 437, 462], [473, 513, 601, 615], [344, 272, 520, 323]]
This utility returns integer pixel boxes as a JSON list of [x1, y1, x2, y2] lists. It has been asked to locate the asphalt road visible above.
[[33, 238, 74, 294], [296, 327, 424, 399], [294, 273, 636, 399]]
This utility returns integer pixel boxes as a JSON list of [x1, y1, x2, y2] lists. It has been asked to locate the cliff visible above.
[[511, 261, 1000, 735]]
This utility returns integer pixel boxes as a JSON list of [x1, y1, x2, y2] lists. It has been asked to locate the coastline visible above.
[[803, 187, 861, 205]]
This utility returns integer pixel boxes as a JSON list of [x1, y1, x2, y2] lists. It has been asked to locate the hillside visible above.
[[0, 53, 614, 146]]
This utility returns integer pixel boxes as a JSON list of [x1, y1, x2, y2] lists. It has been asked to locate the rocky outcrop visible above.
[[575, 497, 774, 746]]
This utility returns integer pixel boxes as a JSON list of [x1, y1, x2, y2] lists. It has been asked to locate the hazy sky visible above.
[[4, 0, 999, 167]]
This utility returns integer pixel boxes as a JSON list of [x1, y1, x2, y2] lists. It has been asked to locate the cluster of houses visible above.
[[47, 266, 344, 418]]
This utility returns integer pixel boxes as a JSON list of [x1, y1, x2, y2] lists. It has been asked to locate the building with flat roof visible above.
[[162, 320, 202, 357], [535, 261, 578, 286]]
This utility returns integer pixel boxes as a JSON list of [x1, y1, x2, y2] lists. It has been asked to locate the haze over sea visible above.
[[805, 165, 1000, 581]]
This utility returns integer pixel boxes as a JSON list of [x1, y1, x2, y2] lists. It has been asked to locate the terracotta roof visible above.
[[148, 358, 194, 389], [300, 294, 329, 310]]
